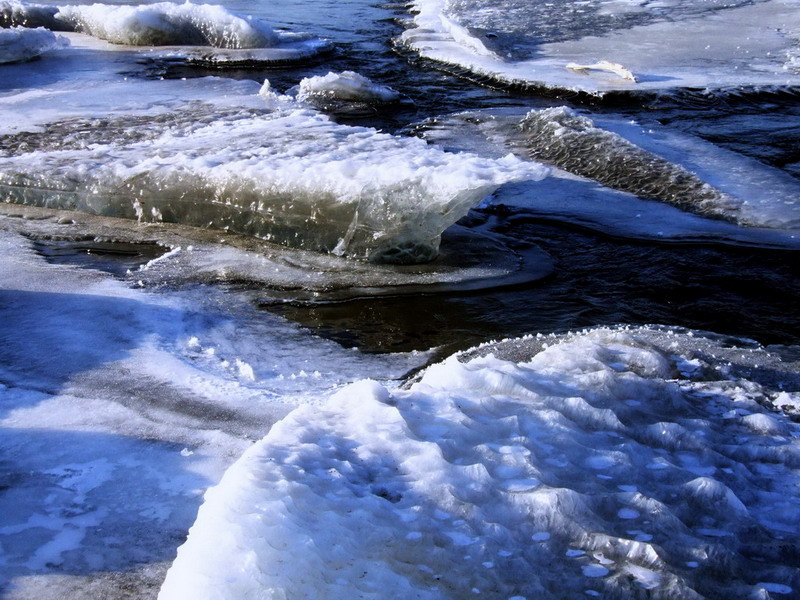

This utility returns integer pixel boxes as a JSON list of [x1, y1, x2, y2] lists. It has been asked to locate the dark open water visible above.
[[27, 0, 800, 354]]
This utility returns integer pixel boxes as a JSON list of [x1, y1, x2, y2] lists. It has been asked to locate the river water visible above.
[[2, 0, 800, 598]]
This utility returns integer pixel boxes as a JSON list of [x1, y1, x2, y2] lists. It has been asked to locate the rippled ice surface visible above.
[[2, 0, 800, 598]]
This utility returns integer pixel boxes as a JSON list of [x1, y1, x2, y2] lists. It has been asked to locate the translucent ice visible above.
[[401, 0, 800, 93], [0, 101, 544, 263]]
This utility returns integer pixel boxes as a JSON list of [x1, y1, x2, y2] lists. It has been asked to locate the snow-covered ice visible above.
[[1, 1, 332, 65], [0, 212, 432, 598], [400, 0, 800, 93], [161, 326, 800, 599], [0, 25, 65, 63]]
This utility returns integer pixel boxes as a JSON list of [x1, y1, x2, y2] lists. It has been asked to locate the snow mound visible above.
[[1, 1, 331, 62], [160, 327, 800, 600], [0, 25, 65, 63], [296, 71, 401, 104]]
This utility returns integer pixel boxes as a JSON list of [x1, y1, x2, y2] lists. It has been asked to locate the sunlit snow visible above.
[[161, 327, 800, 599], [401, 0, 800, 93]]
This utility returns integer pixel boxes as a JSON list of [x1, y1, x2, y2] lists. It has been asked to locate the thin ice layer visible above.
[[0, 102, 545, 263], [417, 107, 800, 237], [0, 24, 64, 63], [401, 0, 800, 93], [160, 326, 800, 600], [0, 204, 555, 301]]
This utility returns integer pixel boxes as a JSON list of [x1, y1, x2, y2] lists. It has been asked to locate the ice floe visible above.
[[0, 24, 65, 63], [415, 107, 800, 242], [400, 0, 800, 93], [160, 325, 800, 599], [0, 91, 545, 263]]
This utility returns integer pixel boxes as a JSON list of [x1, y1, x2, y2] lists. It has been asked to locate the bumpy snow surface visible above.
[[0, 25, 64, 63], [161, 327, 800, 600], [0, 1, 331, 64]]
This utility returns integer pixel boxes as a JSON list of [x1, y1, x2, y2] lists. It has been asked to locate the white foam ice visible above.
[[160, 325, 800, 600], [294, 71, 401, 104], [0, 73, 545, 263], [1, 1, 331, 65], [0, 25, 66, 63], [401, 0, 800, 93], [53, 2, 280, 48]]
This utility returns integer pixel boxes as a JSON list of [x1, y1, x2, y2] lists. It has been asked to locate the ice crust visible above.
[[160, 326, 800, 599], [0, 25, 65, 63], [1, 1, 331, 64], [400, 0, 800, 93], [0, 97, 545, 264]]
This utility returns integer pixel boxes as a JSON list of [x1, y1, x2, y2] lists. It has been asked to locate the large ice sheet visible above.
[[401, 0, 800, 93], [160, 326, 800, 599], [0, 32, 544, 264], [0, 94, 544, 263]]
